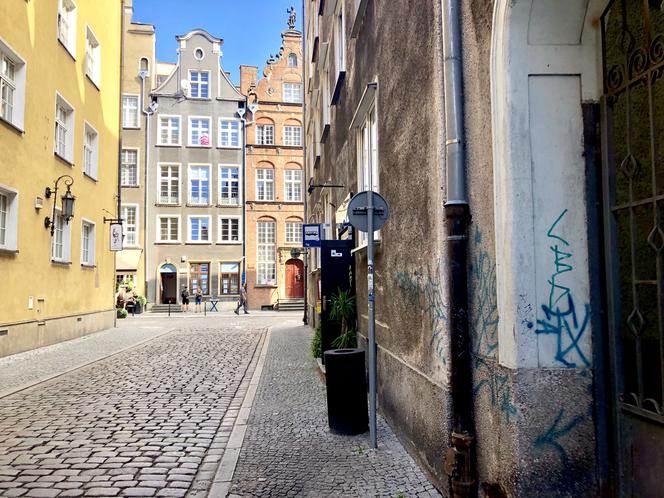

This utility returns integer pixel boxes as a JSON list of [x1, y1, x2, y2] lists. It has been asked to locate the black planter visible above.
[[324, 348, 368, 435]]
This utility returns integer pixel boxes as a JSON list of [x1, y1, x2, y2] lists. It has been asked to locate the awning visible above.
[[115, 249, 143, 271]]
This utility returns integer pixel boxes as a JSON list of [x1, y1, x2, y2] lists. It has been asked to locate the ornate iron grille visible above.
[[602, 0, 664, 423]]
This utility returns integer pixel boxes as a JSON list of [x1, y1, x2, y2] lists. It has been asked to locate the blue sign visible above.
[[303, 224, 321, 248]]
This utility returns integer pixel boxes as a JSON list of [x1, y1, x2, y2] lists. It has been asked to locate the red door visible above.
[[285, 259, 304, 298]]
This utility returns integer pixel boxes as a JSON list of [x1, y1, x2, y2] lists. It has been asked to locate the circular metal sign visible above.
[[290, 248, 302, 259], [347, 191, 390, 232]]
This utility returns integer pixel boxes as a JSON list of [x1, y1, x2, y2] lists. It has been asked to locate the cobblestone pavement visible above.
[[228, 324, 442, 498], [0, 321, 265, 497]]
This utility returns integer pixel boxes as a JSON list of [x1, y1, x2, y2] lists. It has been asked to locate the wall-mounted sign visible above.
[[303, 224, 322, 248], [109, 223, 123, 251]]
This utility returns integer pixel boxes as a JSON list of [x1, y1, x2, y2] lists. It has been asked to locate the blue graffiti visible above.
[[395, 264, 448, 364], [534, 409, 585, 466], [536, 210, 591, 368], [470, 227, 499, 358], [473, 357, 517, 423]]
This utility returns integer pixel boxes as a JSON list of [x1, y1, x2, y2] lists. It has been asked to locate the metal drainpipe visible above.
[[441, 0, 475, 496], [240, 113, 247, 289], [138, 72, 149, 300], [301, 0, 308, 325], [115, 0, 126, 328]]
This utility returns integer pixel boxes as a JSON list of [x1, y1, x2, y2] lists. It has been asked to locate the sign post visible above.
[[109, 223, 123, 252], [347, 190, 389, 449]]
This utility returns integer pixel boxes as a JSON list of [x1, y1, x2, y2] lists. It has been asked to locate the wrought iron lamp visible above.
[[44, 175, 75, 236]]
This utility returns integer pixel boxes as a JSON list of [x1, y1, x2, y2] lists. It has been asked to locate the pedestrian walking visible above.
[[195, 287, 203, 313], [234, 283, 249, 315], [180, 285, 190, 312]]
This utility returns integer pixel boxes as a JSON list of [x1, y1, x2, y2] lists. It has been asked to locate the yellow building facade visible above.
[[0, 0, 122, 356]]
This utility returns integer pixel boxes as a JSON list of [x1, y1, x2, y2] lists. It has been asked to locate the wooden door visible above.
[[285, 259, 304, 298]]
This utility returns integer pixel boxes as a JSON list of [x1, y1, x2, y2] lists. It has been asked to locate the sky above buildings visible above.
[[132, 0, 303, 84]]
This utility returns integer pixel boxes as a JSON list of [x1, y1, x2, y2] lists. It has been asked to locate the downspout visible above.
[[301, 0, 308, 325], [441, 0, 475, 496], [115, 0, 126, 328], [240, 110, 247, 289], [138, 72, 149, 299]]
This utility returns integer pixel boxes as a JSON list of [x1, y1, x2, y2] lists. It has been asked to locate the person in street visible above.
[[234, 283, 249, 315], [180, 285, 190, 312], [195, 287, 203, 313]]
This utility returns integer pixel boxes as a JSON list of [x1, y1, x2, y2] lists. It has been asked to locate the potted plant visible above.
[[323, 288, 368, 435], [134, 295, 147, 314], [116, 308, 128, 319]]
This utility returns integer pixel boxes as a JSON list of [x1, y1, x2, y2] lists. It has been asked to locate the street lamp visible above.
[[44, 174, 75, 236]]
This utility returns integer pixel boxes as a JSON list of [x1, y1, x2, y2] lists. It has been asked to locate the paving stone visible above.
[[121, 487, 157, 497]]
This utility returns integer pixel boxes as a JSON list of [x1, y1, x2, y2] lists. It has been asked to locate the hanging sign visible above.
[[109, 223, 123, 251], [303, 224, 322, 248]]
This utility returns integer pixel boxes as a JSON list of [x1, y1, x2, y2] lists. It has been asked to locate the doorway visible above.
[[159, 264, 178, 304], [285, 259, 304, 298]]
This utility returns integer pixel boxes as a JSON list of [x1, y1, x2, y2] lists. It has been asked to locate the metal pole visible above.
[[168, 302, 171, 317], [367, 189, 376, 449], [204, 300, 207, 317]]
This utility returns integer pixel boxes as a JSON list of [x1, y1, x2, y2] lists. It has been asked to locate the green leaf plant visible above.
[[329, 288, 358, 349]]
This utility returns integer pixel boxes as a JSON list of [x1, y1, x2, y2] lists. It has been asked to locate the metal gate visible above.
[[601, 1, 664, 494]]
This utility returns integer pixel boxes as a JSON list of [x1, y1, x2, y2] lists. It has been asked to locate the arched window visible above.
[[288, 53, 297, 67], [139, 57, 149, 73]]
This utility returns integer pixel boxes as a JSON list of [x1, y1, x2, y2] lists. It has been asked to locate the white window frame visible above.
[[189, 70, 210, 99], [218, 164, 241, 206], [256, 168, 275, 201], [356, 102, 380, 246], [0, 39, 26, 130], [283, 125, 302, 146], [85, 26, 101, 87], [285, 221, 303, 245], [256, 124, 275, 145], [188, 164, 211, 205], [54, 93, 75, 163], [157, 114, 181, 146], [257, 220, 277, 285], [83, 122, 99, 180], [0, 185, 18, 252], [156, 215, 180, 243], [288, 53, 297, 68], [120, 148, 139, 187], [57, 0, 77, 58], [283, 83, 303, 103], [218, 216, 242, 244], [284, 169, 303, 202], [187, 215, 212, 244], [122, 94, 140, 129], [335, 4, 346, 75], [121, 204, 139, 247], [80, 218, 96, 266], [218, 119, 242, 148], [51, 208, 72, 263], [158, 163, 181, 205], [188, 116, 212, 147]]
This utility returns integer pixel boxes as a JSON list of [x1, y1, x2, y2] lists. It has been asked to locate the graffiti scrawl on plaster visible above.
[[536, 210, 591, 368], [534, 408, 585, 466], [394, 263, 448, 364], [473, 357, 517, 423]]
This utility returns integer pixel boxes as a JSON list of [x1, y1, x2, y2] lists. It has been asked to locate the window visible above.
[[288, 53, 297, 67], [220, 262, 240, 295], [219, 119, 241, 148], [283, 83, 303, 103], [51, 211, 71, 263], [121, 149, 138, 186], [57, 0, 77, 57], [188, 117, 211, 146], [256, 124, 274, 145], [285, 221, 303, 244], [219, 217, 240, 243], [0, 187, 18, 251], [357, 105, 379, 245], [116, 274, 137, 290], [83, 123, 99, 179], [80, 220, 95, 266], [189, 216, 210, 243], [0, 46, 26, 128], [159, 164, 179, 204], [219, 166, 240, 205], [189, 71, 209, 98], [257, 221, 276, 285], [122, 95, 139, 128], [157, 115, 180, 145], [54, 94, 74, 162], [335, 8, 346, 73], [190, 262, 209, 295], [158, 215, 179, 242], [283, 125, 302, 146], [256, 169, 274, 201], [85, 27, 101, 86], [121, 205, 138, 246], [284, 169, 302, 202], [189, 165, 210, 205], [194, 48, 204, 61]]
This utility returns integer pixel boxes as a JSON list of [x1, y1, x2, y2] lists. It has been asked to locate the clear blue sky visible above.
[[132, 0, 303, 84]]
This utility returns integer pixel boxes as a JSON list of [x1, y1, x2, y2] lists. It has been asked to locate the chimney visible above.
[[239, 65, 258, 96]]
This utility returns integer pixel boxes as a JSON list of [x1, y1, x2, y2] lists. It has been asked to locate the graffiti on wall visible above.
[[536, 210, 591, 368], [394, 262, 448, 364]]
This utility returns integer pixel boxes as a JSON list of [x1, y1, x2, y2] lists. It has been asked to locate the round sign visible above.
[[290, 248, 302, 259], [347, 191, 390, 232]]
